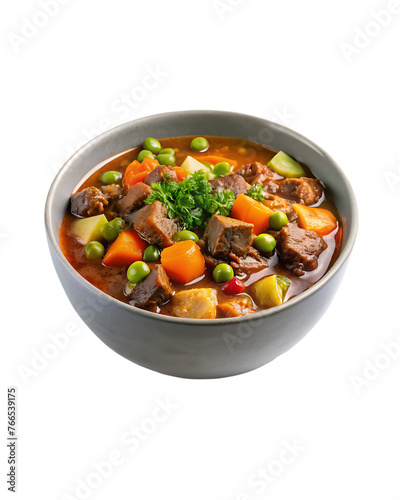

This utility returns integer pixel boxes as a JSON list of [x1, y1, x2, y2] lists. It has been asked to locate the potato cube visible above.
[[171, 288, 217, 319]]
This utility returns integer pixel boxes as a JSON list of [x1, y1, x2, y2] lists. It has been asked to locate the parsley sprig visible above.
[[247, 184, 265, 202], [144, 170, 235, 230]]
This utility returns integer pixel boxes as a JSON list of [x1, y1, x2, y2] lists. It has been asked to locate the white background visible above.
[[2, 0, 400, 499]]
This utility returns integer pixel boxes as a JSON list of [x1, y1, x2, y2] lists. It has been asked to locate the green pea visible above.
[[99, 171, 122, 185], [201, 162, 212, 170], [127, 261, 150, 284], [156, 153, 175, 166], [101, 218, 125, 242], [269, 211, 289, 230], [137, 150, 155, 162], [84, 241, 105, 259], [143, 137, 162, 154], [173, 230, 199, 243], [102, 221, 120, 242], [112, 217, 125, 232], [213, 263, 234, 283], [254, 233, 276, 253], [213, 162, 231, 177], [190, 137, 209, 152], [143, 245, 160, 262], [159, 148, 175, 155]]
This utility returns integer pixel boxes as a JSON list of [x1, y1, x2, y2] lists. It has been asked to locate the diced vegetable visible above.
[[161, 240, 205, 284], [142, 137, 161, 154], [173, 230, 199, 243], [102, 229, 147, 267], [99, 171, 122, 185], [170, 288, 217, 319], [293, 204, 337, 236], [213, 263, 234, 283], [190, 137, 209, 152], [124, 157, 160, 191], [125, 164, 149, 187], [193, 155, 238, 169], [217, 296, 254, 316], [137, 150, 155, 162], [173, 166, 189, 182], [141, 158, 160, 170], [71, 214, 108, 243], [127, 261, 150, 284], [277, 275, 291, 296], [267, 151, 306, 178], [221, 277, 245, 295], [84, 241, 105, 259], [231, 194, 273, 235], [254, 233, 276, 253], [251, 274, 289, 308], [180, 156, 212, 176], [269, 211, 289, 230]]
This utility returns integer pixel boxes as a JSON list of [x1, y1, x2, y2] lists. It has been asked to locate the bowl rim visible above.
[[45, 109, 358, 326]]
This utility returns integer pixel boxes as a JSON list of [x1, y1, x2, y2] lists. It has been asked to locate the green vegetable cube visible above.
[[71, 214, 108, 243], [181, 156, 211, 175], [267, 151, 306, 178], [251, 274, 290, 308]]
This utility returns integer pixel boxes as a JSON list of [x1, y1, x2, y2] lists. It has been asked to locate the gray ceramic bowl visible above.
[[45, 110, 358, 379]]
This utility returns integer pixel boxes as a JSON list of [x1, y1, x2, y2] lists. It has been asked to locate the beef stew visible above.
[[60, 135, 342, 319]]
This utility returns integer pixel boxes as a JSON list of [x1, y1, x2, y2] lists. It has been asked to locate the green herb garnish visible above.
[[144, 170, 235, 230], [247, 184, 265, 202]]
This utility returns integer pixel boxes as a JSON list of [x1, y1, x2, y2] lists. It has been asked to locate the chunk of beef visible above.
[[70, 187, 108, 217], [203, 214, 253, 258], [130, 265, 172, 307], [266, 229, 281, 240], [276, 177, 323, 206], [229, 248, 268, 275], [116, 182, 152, 219], [235, 162, 275, 186], [209, 174, 250, 198], [263, 178, 280, 194], [197, 239, 224, 269], [217, 296, 255, 318], [144, 166, 177, 186], [132, 200, 180, 247], [101, 183, 123, 201], [262, 192, 297, 222], [204, 253, 224, 269], [276, 223, 327, 276], [170, 289, 217, 319]]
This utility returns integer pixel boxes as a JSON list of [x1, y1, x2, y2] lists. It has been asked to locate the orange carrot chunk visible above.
[[124, 157, 160, 191], [103, 229, 148, 267], [173, 166, 189, 182], [231, 194, 273, 235], [161, 240, 205, 284], [293, 204, 338, 237]]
